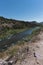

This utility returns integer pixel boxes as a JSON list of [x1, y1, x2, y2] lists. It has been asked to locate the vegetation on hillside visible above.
[[0, 16, 40, 29]]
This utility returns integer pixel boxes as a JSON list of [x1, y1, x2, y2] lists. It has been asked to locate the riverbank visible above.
[[0, 28, 29, 40]]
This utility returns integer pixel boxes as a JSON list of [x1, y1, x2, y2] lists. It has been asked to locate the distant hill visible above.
[[0, 16, 40, 30]]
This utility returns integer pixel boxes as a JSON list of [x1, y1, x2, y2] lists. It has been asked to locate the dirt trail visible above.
[[15, 32, 43, 65]]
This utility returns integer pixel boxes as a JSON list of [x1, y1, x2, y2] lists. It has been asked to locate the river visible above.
[[0, 27, 40, 51]]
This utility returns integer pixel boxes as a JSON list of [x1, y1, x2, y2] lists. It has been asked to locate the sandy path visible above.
[[15, 32, 43, 65]]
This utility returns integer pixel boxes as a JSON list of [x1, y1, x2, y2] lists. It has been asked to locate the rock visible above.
[[33, 52, 36, 57]]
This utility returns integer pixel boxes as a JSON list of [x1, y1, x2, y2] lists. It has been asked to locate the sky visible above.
[[0, 0, 43, 22]]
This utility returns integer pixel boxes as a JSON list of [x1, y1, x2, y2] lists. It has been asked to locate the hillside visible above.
[[0, 16, 40, 30]]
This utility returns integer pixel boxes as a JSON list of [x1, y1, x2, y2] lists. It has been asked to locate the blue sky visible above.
[[0, 0, 43, 22]]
